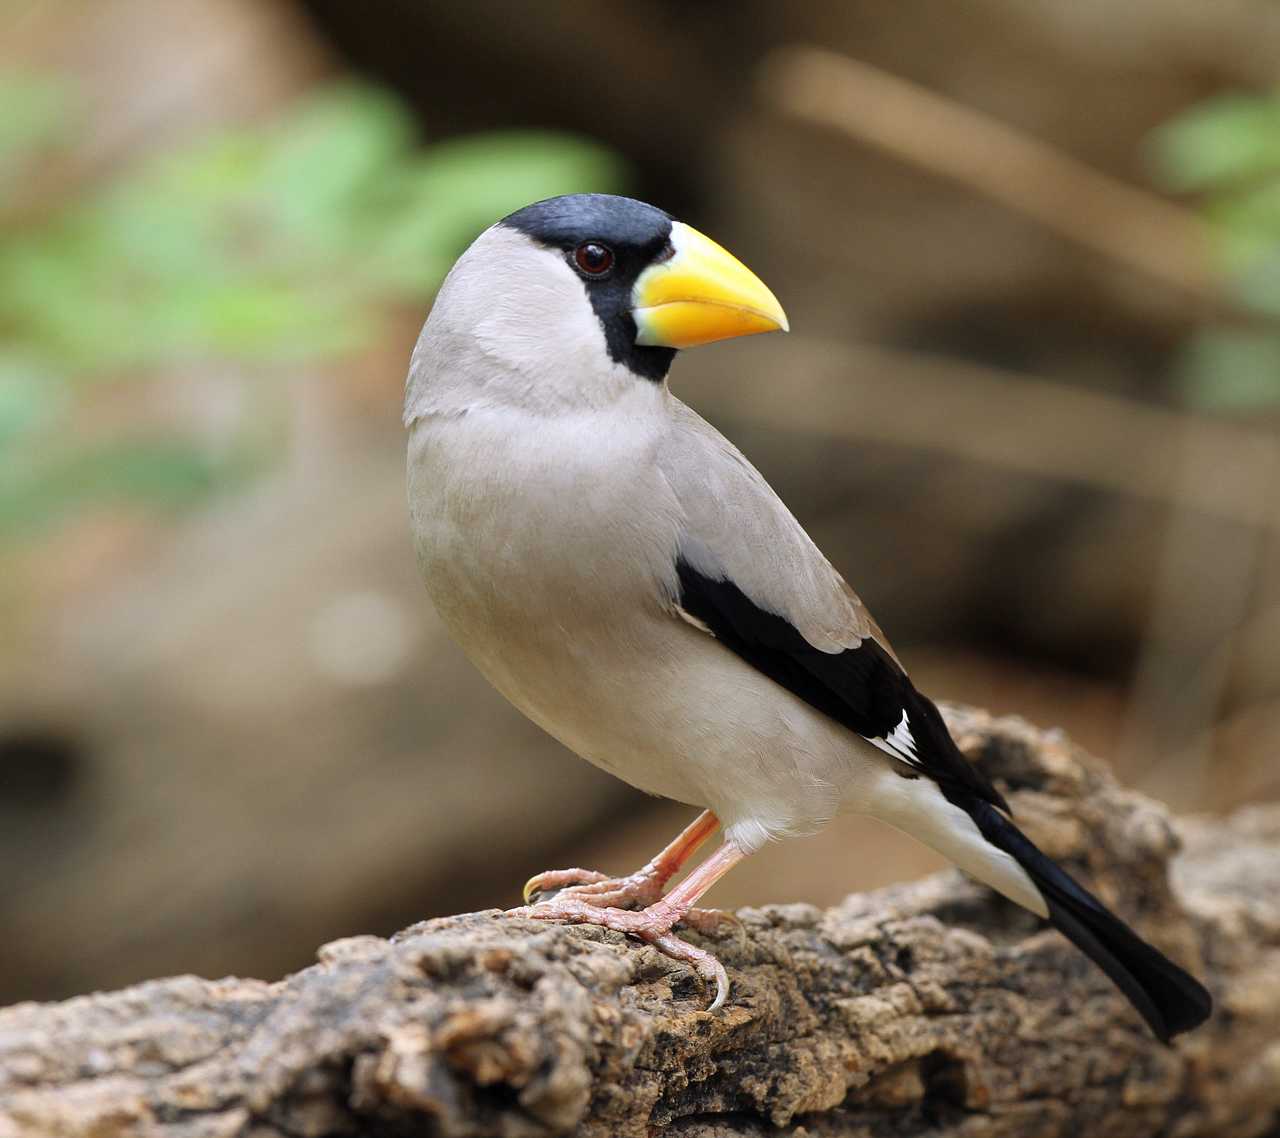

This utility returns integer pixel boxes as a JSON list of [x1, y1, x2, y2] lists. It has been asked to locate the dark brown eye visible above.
[[574, 242, 614, 276]]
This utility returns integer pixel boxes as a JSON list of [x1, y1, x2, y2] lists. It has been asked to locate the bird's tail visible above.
[[963, 796, 1212, 1042], [869, 773, 1212, 1041]]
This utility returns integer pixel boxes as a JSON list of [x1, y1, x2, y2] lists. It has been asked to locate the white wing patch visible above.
[[674, 604, 715, 636], [887, 710, 917, 756], [868, 710, 920, 766]]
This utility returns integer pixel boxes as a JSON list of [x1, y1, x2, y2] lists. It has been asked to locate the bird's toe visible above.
[[680, 906, 746, 947], [508, 895, 733, 1010], [644, 929, 730, 1011], [521, 867, 611, 904], [522, 867, 664, 909]]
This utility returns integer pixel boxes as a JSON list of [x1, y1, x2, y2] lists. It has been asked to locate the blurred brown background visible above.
[[3, 0, 1279, 1004]]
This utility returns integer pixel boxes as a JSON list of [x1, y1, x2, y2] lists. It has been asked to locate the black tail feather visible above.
[[965, 798, 1212, 1042]]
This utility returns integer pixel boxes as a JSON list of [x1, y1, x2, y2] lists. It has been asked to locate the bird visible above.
[[403, 192, 1212, 1041]]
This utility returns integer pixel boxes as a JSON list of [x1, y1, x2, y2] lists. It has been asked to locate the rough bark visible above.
[[1, 709, 1277, 1138]]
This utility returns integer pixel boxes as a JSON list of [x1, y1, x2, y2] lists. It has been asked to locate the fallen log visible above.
[[1, 708, 1277, 1138]]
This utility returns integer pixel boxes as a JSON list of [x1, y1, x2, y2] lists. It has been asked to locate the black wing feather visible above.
[[676, 558, 1214, 1039], [968, 798, 1212, 1040], [675, 558, 1010, 813]]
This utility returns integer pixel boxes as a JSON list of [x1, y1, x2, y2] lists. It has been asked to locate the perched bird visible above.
[[404, 193, 1211, 1040]]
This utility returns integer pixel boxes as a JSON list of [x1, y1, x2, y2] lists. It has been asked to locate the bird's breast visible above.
[[404, 406, 870, 829], [406, 408, 683, 723]]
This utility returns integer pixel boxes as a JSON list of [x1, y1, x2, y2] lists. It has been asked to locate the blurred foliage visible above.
[[0, 71, 76, 197], [0, 75, 623, 539], [1151, 91, 1280, 411]]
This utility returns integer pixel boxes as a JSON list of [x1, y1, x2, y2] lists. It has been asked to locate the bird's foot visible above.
[[522, 865, 665, 908], [509, 895, 731, 1011], [522, 864, 743, 946], [679, 905, 747, 947]]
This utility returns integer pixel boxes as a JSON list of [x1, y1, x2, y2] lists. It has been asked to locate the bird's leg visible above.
[[512, 839, 748, 1010], [522, 809, 719, 908]]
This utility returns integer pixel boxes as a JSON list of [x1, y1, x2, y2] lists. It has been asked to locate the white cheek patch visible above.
[[407, 220, 661, 420], [455, 231, 628, 400]]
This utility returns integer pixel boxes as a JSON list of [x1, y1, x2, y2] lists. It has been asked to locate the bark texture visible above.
[[1, 709, 1277, 1138]]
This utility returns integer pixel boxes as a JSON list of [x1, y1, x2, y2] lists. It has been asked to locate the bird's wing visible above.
[[658, 401, 1009, 813]]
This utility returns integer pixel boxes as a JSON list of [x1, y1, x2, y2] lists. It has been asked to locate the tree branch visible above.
[[760, 46, 1221, 311], [2, 708, 1276, 1138]]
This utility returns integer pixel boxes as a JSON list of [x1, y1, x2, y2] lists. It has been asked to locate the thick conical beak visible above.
[[631, 221, 789, 348]]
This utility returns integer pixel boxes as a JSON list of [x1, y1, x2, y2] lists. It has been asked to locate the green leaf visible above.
[[0, 82, 626, 371], [1151, 91, 1280, 192], [0, 438, 232, 539], [0, 70, 76, 174], [1176, 330, 1280, 410], [1231, 251, 1280, 316], [0, 356, 67, 447], [255, 81, 417, 250], [364, 131, 626, 291], [0, 77, 627, 540], [1206, 180, 1280, 272]]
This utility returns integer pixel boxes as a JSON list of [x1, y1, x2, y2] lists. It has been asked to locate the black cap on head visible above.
[[499, 194, 676, 382], [501, 194, 672, 251]]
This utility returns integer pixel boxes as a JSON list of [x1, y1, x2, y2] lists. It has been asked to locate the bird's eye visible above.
[[574, 242, 614, 276]]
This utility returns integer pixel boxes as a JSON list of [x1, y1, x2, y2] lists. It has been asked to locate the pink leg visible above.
[[653, 841, 745, 916], [522, 809, 719, 906], [512, 839, 748, 1010]]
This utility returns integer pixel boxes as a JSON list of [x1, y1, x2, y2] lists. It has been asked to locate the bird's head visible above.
[[406, 194, 787, 417]]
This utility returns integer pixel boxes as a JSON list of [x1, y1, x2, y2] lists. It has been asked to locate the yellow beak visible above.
[[632, 221, 789, 348]]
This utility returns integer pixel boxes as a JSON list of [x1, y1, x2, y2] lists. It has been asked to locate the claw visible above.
[[521, 866, 666, 910], [707, 963, 730, 1012], [648, 930, 730, 1011], [522, 867, 610, 904], [516, 896, 732, 1012], [514, 830, 744, 1014]]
